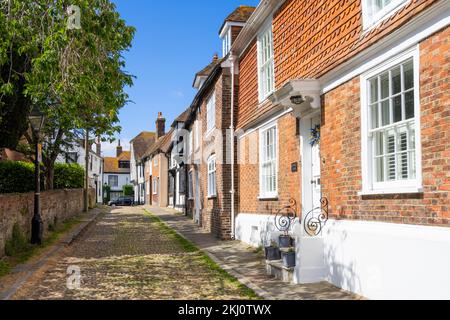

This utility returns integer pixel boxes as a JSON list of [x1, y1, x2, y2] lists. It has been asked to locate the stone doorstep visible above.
[[266, 259, 295, 284]]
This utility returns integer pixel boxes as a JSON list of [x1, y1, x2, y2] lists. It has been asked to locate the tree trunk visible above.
[[45, 162, 55, 191]]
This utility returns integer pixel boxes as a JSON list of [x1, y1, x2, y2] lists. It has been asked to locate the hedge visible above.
[[123, 184, 134, 197], [0, 161, 35, 193], [53, 163, 85, 190], [0, 161, 85, 193]]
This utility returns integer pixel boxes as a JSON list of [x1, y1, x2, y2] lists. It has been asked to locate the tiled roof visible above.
[[131, 132, 156, 160], [144, 128, 174, 158], [195, 57, 220, 77], [104, 151, 131, 173], [219, 5, 255, 34], [171, 109, 190, 127], [193, 55, 224, 88]]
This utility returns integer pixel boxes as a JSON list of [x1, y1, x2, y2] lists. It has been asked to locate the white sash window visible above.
[[207, 155, 217, 197], [257, 21, 275, 101], [259, 124, 278, 198], [361, 48, 422, 195]]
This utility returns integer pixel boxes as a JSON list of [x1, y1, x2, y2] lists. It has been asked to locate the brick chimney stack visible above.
[[116, 140, 123, 157], [156, 112, 166, 139], [213, 53, 219, 63]]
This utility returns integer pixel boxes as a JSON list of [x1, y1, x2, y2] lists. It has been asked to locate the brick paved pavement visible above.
[[146, 206, 362, 300], [10, 206, 257, 300]]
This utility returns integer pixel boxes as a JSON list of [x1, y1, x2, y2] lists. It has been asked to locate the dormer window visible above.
[[222, 28, 232, 57], [362, 0, 408, 30], [118, 161, 130, 169]]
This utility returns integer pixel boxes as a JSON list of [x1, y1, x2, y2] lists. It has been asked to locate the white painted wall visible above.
[[104, 173, 130, 192], [56, 143, 103, 203], [235, 213, 286, 247], [322, 220, 450, 300], [235, 213, 450, 300]]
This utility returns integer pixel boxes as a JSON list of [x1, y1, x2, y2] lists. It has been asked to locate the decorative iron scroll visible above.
[[274, 199, 298, 234], [304, 198, 329, 236]]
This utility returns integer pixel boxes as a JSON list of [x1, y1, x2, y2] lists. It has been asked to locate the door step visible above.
[[266, 260, 294, 283]]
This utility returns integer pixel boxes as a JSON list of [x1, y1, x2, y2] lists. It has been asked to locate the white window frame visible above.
[[257, 19, 275, 102], [207, 155, 217, 198], [362, 0, 409, 31], [194, 120, 200, 151], [189, 129, 193, 157], [153, 178, 158, 195], [206, 92, 216, 136], [360, 46, 422, 195], [222, 28, 232, 57], [108, 175, 119, 188], [259, 123, 278, 199], [188, 170, 194, 200], [146, 181, 150, 195], [154, 157, 158, 167]]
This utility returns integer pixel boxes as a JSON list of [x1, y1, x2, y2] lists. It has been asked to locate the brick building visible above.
[[182, 6, 256, 240], [143, 113, 172, 207], [228, 0, 449, 299]]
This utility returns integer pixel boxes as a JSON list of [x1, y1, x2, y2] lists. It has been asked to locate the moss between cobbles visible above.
[[143, 210, 260, 300], [0, 216, 85, 279]]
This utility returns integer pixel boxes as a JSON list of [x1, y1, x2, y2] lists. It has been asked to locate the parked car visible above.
[[108, 196, 134, 207]]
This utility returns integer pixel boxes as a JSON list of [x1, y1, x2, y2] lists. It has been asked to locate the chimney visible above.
[[116, 140, 123, 157], [156, 112, 166, 139], [96, 136, 101, 156], [213, 53, 219, 63]]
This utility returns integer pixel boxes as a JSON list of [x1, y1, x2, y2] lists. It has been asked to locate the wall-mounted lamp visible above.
[[290, 95, 305, 105]]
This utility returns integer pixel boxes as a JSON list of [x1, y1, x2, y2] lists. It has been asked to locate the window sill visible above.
[[258, 195, 279, 201], [208, 195, 217, 200], [358, 187, 423, 196]]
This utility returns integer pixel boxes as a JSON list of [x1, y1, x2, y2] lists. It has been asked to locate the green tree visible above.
[[1, 1, 135, 189]]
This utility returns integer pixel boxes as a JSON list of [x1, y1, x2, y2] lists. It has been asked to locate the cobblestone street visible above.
[[10, 207, 257, 300]]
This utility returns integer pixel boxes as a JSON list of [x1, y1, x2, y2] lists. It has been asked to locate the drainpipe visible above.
[[230, 54, 237, 240]]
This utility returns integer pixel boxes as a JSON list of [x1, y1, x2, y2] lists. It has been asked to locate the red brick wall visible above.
[[238, 113, 302, 215], [237, 39, 259, 130], [238, 0, 438, 130], [151, 155, 159, 205], [320, 27, 450, 226], [274, 0, 438, 86], [188, 68, 237, 239]]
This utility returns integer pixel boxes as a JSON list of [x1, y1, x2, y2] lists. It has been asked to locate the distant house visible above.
[[130, 132, 156, 205], [143, 113, 173, 207], [167, 109, 190, 212], [0, 148, 29, 162], [57, 138, 104, 203], [103, 142, 131, 201]]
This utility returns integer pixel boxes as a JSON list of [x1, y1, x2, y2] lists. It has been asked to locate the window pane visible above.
[[405, 91, 415, 120], [393, 95, 402, 123], [371, 104, 379, 129], [375, 132, 384, 156], [381, 100, 390, 126], [404, 61, 414, 90], [392, 67, 402, 95], [370, 78, 378, 103], [375, 157, 384, 182], [380, 73, 390, 99], [387, 133, 396, 180]]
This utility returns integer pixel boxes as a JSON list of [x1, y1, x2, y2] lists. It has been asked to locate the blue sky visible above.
[[103, 0, 259, 156]]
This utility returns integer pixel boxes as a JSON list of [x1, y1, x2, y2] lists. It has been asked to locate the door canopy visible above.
[[269, 79, 321, 118]]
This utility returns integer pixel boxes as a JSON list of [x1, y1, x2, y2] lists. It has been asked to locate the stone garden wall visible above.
[[0, 188, 95, 258]]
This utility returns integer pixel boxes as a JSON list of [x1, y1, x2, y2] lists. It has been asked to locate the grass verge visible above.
[[144, 210, 260, 300], [0, 216, 84, 279]]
